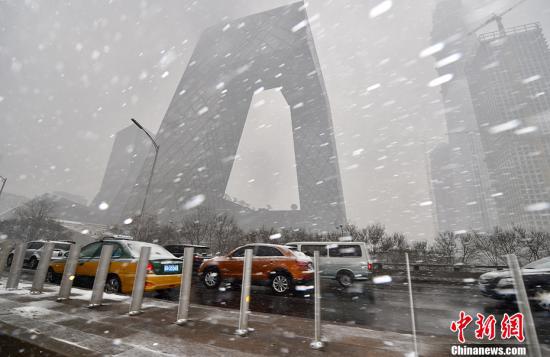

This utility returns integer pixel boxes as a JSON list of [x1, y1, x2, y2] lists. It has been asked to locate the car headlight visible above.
[[497, 278, 513, 287]]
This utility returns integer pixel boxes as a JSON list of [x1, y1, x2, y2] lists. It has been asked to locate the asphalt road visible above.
[[155, 277, 550, 345], [18, 269, 550, 345]]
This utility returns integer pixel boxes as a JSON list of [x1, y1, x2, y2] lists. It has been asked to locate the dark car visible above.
[[164, 244, 211, 271], [479, 256, 550, 301]]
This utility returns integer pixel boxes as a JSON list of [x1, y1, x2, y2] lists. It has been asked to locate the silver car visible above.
[[286, 241, 373, 287], [7, 240, 74, 269]]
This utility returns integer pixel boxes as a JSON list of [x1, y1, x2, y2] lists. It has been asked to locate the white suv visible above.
[[286, 241, 373, 287]]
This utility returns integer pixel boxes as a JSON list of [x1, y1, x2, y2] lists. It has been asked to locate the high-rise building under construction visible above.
[[466, 22, 550, 231]]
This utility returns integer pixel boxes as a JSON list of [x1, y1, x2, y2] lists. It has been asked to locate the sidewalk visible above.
[[0, 278, 453, 356]]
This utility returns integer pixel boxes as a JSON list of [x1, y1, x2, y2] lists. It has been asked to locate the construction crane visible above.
[[467, 0, 528, 36]]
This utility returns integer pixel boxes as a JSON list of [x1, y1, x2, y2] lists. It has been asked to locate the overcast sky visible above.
[[1, 0, 550, 239]]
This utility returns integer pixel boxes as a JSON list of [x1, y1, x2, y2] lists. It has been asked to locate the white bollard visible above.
[[235, 248, 253, 336], [129, 246, 151, 315], [57, 244, 81, 300], [0, 241, 15, 279], [507, 254, 541, 357], [30, 242, 55, 294], [405, 253, 419, 357], [6, 242, 26, 290], [310, 250, 324, 350], [89, 244, 114, 307], [176, 247, 194, 324]]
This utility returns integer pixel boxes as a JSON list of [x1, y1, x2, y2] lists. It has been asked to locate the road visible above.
[[19, 269, 550, 344], [151, 276, 550, 345]]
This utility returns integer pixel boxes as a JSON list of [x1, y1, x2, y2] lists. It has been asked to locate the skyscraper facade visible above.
[[429, 0, 497, 233], [90, 125, 151, 224], [119, 3, 347, 231], [466, 22, 550, 231]]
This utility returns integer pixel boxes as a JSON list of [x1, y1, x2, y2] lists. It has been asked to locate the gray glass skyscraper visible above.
[[467, 22, 550, 231]]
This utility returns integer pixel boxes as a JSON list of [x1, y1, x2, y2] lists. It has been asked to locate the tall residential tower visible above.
[[466, 22, 550, 231], [429, 0, 497, 233]]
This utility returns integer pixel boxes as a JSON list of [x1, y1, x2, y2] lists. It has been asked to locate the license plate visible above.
[[163, 264, 179, 273]]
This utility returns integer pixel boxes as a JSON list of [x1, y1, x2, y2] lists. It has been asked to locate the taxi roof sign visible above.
[[101, 233, 134, 240]]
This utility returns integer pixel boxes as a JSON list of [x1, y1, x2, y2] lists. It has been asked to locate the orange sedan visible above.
[[198, 243, 313, 294], [48, 238, 182, 294]]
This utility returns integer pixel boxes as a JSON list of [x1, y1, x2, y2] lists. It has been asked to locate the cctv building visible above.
[[116, 3, 346, 231]]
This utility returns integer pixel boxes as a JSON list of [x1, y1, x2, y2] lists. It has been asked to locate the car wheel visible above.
[[337, 271, 354, 288], [29, 257, 39, 270], [154, 289, 172, 298], [105, 274, 121, 294], [202, 267, 221, 289], [46, 268, 61, 284], [6, 254, 13, 268], [271, 272, 292, 295]]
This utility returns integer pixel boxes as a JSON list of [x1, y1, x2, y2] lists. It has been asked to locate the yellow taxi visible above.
[[47, 237, 183, 294]]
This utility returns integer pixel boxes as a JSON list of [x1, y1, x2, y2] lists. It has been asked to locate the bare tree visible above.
[[523, 231, 550, 262], [473, 230, 501, 265], [211, 213, 242, 254], [177, 207, 243, 254], [434, 231, 458, 264], [456, 232, 478, 264], [6, 196, 70, 242], [410, 240, 429, 262]]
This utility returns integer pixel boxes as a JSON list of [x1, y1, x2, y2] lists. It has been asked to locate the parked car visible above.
[[198, 243, 313, 295], [479, 256, 550, 301], [285, 241, 373, 287], [163, 244, 211, 271], [6, 240, 74, 270], [47, 237, 183, 294], [540, 292, 550, 311]]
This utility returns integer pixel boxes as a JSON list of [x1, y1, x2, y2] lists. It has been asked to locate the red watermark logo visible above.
[[450, 311, 524, 343]]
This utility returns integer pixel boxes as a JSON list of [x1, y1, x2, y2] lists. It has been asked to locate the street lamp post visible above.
[[337, 224, 344, 237], [0, 176, 6, 202], [130, 119, 159, 241]]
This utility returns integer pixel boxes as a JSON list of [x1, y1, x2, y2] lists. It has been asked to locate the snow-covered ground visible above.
[[0, 276, 441, 356]]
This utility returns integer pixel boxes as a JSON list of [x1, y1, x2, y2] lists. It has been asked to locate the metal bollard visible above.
[[405, 253, 419, 357], [507, 254, 542, 357], [30, 242, 55, 294], [6, 242, 26, 290], [57, 244, 81, 301], [176, 247, 194, 324], [89, 244, 113, 307], [0, 241, 15, 278], [129, 246, 151, 315], [310, 251, 324, 349], [235, 248, 253, 336]]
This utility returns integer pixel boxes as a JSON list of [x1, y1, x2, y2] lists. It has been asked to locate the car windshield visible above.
[[523, 256, 550, 269], [126, 242, 176, 259], [53, 243, 71, 250]]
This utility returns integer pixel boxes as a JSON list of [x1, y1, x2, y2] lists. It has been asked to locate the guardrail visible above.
[[373, 262, 507, 273]]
